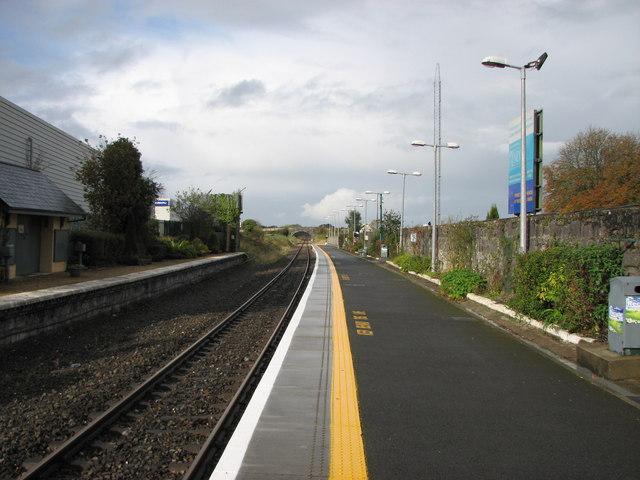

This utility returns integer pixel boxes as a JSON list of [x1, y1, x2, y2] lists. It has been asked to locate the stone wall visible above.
[[403, 205, 640, 284]]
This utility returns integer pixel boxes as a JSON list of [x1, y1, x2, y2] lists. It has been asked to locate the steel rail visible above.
[[183, 243, 312, 480], [20, 243, 309, 479]]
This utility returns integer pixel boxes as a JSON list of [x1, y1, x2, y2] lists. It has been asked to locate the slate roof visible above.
[[0, 162, 86, 216]]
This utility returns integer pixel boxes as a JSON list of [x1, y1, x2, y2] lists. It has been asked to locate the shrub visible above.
[[395, 254, 431, 274], [147, 239, 169, 262], [242, 219, 264, 241], [440, 269, 487, 300], [508, 243, 624, 337], [190, 237, 211, 256], [70, 230, 125, 267], [160, 237, 198, 259], [240, 233, 293, 265]]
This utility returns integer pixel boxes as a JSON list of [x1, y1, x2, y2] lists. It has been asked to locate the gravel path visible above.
[[0, 258, 287, 479]]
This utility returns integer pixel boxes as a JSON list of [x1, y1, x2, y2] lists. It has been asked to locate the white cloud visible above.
[[1, 0, 638, 226], [301, 188, 360, 223]]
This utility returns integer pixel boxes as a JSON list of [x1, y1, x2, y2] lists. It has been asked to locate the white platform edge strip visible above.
[[209, 247, 321, 479]]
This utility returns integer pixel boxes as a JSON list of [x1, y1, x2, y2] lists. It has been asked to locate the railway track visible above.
[[19, 243, 313, 480]]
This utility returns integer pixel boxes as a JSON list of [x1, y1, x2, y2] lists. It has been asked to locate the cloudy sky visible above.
[[2, 0, 638, 227]]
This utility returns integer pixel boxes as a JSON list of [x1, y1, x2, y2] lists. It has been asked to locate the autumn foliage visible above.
[[543, 127, 640, 212]]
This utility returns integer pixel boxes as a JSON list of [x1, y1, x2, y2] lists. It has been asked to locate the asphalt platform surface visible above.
[[322, 246, 640, 480]]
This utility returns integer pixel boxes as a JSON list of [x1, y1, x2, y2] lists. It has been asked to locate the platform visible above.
[[210, 246, 366, 479], [209, 245, 640, 479]]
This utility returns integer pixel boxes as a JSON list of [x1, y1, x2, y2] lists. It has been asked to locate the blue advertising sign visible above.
[[508, 111, 536, 215]]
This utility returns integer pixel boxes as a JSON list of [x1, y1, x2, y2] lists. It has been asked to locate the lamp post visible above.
[[331, 210, 340, 246], [324, 216, 330, 244], [411, 141, 459, 271], [364, 190, 390, 253], [481, 52, 547, 253], [356, 196, 376, 253], [387, 170, 422, 251], [347, 204, 363, 243], [340, 209, 350, 247], [326, 214, 334, 245]]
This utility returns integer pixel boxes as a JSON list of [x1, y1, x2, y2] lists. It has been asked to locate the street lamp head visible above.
[[445, 142, 460, 149], [483, 52, 548, 71], [411, 140, 428, 147], [387, 169, 398, 174], [364, 190, 390, 195], [481, 56, 508, 68], [527, 52, 548, 70], [412, 171, 422, 176]]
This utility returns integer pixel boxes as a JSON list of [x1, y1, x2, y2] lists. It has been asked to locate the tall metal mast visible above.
[[434, 63, 442, 226]]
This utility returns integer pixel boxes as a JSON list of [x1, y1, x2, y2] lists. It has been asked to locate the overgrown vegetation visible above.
[[440, 269, 487, 300], [240, 231, 294, 265], [392, 241, 625, 338], [174, 187, 242, 252], [394, 253, 431, 274], [442, 217, 476, 270], [242, 219, 264, 241], [159, 237, 210, 259], [486, 204, 500, 220], [508, 243, 624, 337]]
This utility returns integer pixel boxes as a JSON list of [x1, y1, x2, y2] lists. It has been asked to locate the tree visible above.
[[543, 127, 640, 212], [214, 192, 243, 252], [486, 204, 500, 220], [173, 188, 242, 251], [344, 209, 362, 242], [381, 209, 401, 255], [241, 219, 263, 240], [76, 136, 161, 254], [173, 187, 216, 240]]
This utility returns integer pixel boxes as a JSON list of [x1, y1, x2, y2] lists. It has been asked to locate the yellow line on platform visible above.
[[320, 249, 368, 480]]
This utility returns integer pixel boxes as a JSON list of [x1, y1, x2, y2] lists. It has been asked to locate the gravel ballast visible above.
[[0, 259, 287, 479]]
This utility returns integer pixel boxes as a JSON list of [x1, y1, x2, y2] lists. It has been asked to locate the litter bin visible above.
[[608, 276, 640, 355], [380, 244, 388, 258]]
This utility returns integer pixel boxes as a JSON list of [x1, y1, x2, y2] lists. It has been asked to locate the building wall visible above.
[[1, 213, 17, 279], [39, 216, 70, 274], [0, 96, 90, 211]]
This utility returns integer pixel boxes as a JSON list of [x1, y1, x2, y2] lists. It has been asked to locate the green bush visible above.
[[508, 243, 624, 337], [395, 254, 431, 274], [191, 237, 211, 256], [242, 219, 264, 241], [147, 239, 169, 262], [440, 269, 487, 300], [160, 236, 198, 259], [70, 230, 125, 266]]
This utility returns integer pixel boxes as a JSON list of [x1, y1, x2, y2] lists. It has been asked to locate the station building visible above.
[[0, 96, 89, 279]]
